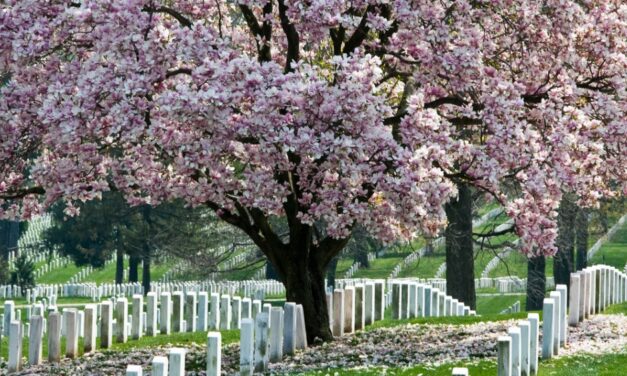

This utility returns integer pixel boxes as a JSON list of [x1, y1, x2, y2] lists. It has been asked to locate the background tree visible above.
[[1, 1, 624, 343], [10, 253, 35, 294], [44, 191, 221, 292]]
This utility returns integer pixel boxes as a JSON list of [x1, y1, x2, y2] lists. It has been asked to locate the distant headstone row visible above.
[[0, 278, 285, 301], [493, 264, 626, 376]]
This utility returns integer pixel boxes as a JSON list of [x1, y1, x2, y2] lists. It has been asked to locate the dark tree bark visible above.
[[212, 178, 349, 344], [142, 253, 151, 295], [265, 260, 280, 280], [526, 255, 546, 310], [445, 183, 476, 310], [0, 220, 19, 259], [354, 247, 370, 268], [115, 247, 124, 285], [575, 208, 588, 271], [554, 197, 577, 287], [283, 247, 332, 343], [129, 254, 140, 283], [326, 255, 339, 290]]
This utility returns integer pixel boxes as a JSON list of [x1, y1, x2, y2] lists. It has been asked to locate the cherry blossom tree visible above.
[[1, 0, 624, 341]]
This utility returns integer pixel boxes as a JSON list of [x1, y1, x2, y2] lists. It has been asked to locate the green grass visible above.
[[474, 249, 496, 277], [335, 259, 355, 278], [112, 328, 239, 352], [476, 294, 526, 315], [368, 311, 531, 331], [0, 327, 239, 360], [604, 301, 627, 315], [295, 352, 627, 375], [36, 262, 82, 284], [589, 225, 627, 270], [352, 255, 404, 279], [397, 253, 446, 278], [489, 252, 555, 279]]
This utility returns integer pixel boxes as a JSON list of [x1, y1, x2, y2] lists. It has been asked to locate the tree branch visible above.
[[343, 5, 375, 54], [278, 0, 300, 72], [142, 6, 192, 28]]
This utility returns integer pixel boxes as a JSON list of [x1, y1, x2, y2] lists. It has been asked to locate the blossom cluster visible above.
[[0, 0, 624, 255]]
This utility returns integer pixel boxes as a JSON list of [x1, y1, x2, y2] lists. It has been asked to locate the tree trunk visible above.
[[142, 254, 151, 295], [326, 255, 339, 290], [284, 251, 332, 344], [355, 247, 370, 268], [129, 255, 140, 283], [115, 247, 124, 284], [265, 260, 280, 280], [554, 197, 577, 287], [526, 255, 546, 310], [0, 220, 19, 259], [445, 183, 476, 309], [575, 208, 588, 271]]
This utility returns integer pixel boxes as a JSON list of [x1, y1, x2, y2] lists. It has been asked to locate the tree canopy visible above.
[[0, 0, 625, 342]]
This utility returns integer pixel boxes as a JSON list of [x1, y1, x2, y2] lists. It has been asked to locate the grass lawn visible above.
[[352, 255, 405, 279], [489, 252, 555, 279], [397, 253, 446, 278], [0, 327, 239, 359], [296, 352, 627, 375], [335, 259, 356, 278], [589, 225, 627, 270], [369, 311, 532, 331], [476, 294, 526, 315], [36, 262, 82, 284]]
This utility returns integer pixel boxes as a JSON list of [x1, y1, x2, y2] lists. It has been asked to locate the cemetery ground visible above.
[[1, 210, 625, 375], [1, 301, 625, 375]]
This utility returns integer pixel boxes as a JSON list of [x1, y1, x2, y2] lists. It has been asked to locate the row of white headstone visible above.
[[496, 312, 541, 376], [2, 289, 273, 373], [494, 264, 627, 376], [1, 277, 284, 301], [500, 301, 521, 314], [567, 264, 627, 326], [495, 283, 567, 376], [123, 301, 308, 376], [123, 347, 190, 376], [389, 280, 475, 320]]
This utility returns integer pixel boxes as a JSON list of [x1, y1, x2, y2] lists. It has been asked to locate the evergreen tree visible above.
[[10, 253, 35, 294]]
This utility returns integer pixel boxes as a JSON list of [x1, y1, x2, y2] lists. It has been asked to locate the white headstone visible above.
[[146, 292, 158, 336], [207, 332, 221, 376], [8, 321, 23, 372], [116, 298, 129, 343], [126, 365, 143, 376], [101, 301, 113, 348], [185, 291, 198, 332], [497, 335, 512, 376], [48, 311, 62, 362], [518, 321, 531, 376], [169, 348, 186, 376], [160, 292, 172, 335], [28, 315, 44, 365], [132, 294, 144, 340], [254, 312, 270, 372], [283, 303, 297, 355], [84, 305, 97, 353], [152, 356, 168, 376], [198, 292, 209, 332], [172, 291, 184, 333], [542, 298, 555, 359], [220, 295, 232, 330], [64, 309, 79, 358], [509, 327, 521, 376], [240, 318, 255, 376], [269, 307, 284, 362]]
